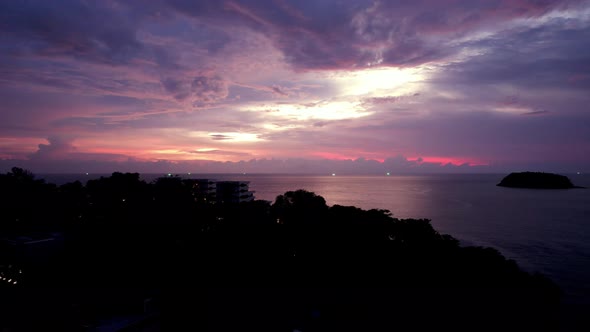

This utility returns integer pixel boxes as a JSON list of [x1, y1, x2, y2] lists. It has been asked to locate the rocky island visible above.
[[497, 171, 583, 189]]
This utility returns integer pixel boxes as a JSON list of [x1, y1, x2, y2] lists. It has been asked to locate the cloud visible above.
[[522, 110, 550, 116], [361, 95, 415, 108], [189, 149, 252, 157], [230, 82, 294, 98], [161, 78, 187, 100], [1, 0, 590, 174], [0, 0, 144, 65], [2, 0, 583, 72], [0, 155, 492, 175], [209, 134, 232, 141], [191, 74, 229, 104], [29, 136, 76, 160], [160, 72, 229, 105], [270, 85, 289, 97], [433, 17, 590, 90], [169, 0, 582, 70]]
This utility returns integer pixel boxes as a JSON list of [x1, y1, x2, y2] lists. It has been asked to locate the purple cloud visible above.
[[1, 0, 590, 173]]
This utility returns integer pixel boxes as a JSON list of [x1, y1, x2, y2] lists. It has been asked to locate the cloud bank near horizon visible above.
[[0, 155, 579, 176], [1, 0, 590, 173]]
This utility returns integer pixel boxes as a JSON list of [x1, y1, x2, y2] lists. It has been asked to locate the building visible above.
[[0, 232, 64, 286], [186, 179, 217, 203], [215, 181, 255, 204]]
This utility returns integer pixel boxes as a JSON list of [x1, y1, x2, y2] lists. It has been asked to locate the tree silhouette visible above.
[[0, 171, 562, 331], [0, 167, 58, 231]]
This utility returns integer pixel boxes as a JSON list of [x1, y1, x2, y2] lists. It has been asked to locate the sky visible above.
[[1, 0, 590, 174]]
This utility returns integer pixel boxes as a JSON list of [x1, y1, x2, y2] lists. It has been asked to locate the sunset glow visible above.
[[1, 0, 589, 173]]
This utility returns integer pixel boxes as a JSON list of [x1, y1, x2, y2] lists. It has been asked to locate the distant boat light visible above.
[[85, 173, 89, 175], [332, 173, 336, 176], [386, 172, 391, 176]]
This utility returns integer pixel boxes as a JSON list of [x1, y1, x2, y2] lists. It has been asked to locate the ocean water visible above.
[[41, 173, 590, 311], [245, 174, 590, 306]]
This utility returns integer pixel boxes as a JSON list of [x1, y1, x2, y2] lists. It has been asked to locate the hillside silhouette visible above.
[[498, 171, 582, 189], [0, 168, 560, 331]]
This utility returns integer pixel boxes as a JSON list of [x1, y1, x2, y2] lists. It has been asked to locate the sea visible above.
[[40, 172, 590, 330]]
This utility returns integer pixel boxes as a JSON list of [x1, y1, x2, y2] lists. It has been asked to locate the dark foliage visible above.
[[0, 169, 561, 331]]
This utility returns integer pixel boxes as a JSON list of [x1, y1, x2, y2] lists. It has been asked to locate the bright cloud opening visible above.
[[333, 67, 423, 96], [244, 100, 370, 121]]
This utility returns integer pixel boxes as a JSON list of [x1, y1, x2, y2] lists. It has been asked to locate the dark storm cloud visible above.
[[0, 0, 187, 70], [156, 0, 583, 70], [2, 0, 581, 71], [0, 0, 142, 65]]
